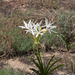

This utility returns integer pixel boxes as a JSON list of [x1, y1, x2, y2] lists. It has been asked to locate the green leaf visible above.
[[47, 58, 62, 72], [68, 44, 75, 51], [48, 64, 65, 75], [35, 52, 44, 74], [70, 60, 73, 72], [29, 54, 44, 74], [57, 34, 68, 50], [45, 55, 55, 73], [28, 57, 40, 70], [69, 37, 75, 45], [30, 68, 40, 75], [58, 34, 67, 46]]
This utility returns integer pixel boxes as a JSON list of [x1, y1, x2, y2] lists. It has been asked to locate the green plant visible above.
[[45, 30, 57, 49], [12, 34, 33, 52], [0, 68, 15, 75], [0, 7, 34, 57], [0, 27, 33, 57], [0, 67, 24, 75], [0, 39, 6, 52], [29, 50, 64, 75], [19, 18, 64, 75], [57, 33, 75, 51], [55, 11, 75, 47], [57, 11, 75, 37], [7, 27, 33, 52], [70, 59, 75, 74]]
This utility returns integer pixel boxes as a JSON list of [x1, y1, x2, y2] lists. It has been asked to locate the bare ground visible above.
[[0, 46, 75, 75]]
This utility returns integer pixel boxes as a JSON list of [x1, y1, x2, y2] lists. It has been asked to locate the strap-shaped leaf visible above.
[[35, 52, 44, 73], [68, 43, 75, 51], [57, 34, 68, 48], [28, 57, 40, 70], [48, 64, 65, 75], [69, 37, 75, 45], [67, 37, 75, 51], [70, 60, 73, 72], [29, 56, 43, 73], [32, 47, 44, 73], [47, 58, 62, 72], [31, 50, 44, 74], [30, 68, 40, 75], [60, 34, 66, 42], [45, 55, 55, 73]]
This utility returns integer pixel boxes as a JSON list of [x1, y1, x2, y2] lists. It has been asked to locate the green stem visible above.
[[39, 43, 45, 69], [36, 44, 41, 60], [42, 49, 45, 68]]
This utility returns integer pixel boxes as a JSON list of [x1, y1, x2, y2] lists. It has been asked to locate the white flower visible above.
[[18, 19, 57, 38], [19, 20, 30, 29], [33, 20, 44, 37], [19, 20, 45, 38], [19, 20, 34, 34], [44, 18, 57, 33]]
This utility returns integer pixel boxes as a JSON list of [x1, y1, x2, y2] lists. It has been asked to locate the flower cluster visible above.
[[19, 18, 56, 38]]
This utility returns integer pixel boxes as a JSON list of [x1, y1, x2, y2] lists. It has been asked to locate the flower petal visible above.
[[18, 26, 25, 29], [23, 20, 28, 28]]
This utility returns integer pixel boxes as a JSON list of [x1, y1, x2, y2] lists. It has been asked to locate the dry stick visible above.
[[0, 51, 6, 58]]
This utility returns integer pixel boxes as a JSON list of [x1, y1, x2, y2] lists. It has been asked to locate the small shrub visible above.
[[12, 34, 33, 52], [0, 68, 15, 75], [57, 34, 75, 51], [56, 11, 75, 43], [0, 27, 33, 57], [0, 8, 34, 56], [0, 67, 24, 75], [44, 28, 58, 50]]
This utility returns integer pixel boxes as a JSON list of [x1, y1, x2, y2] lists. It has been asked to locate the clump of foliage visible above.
[[56, 11, 75, 43], [29, 52, 64, 75], [57, 34, 75, 51], [0, 27, 33, 55], [44, 31, 57, 50], [0, 8, 34, 57], [0, 67, 24, 75], [12, 33, 33, 52]]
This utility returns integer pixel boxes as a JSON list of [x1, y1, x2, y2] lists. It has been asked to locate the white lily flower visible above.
[[23, 20, 28, 29], [19, 19, 57, 38], [19, 20, 34, 34], [45, 18, 57, 33], [33, 21, 44, 38], [18, 19, 57, 47]]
